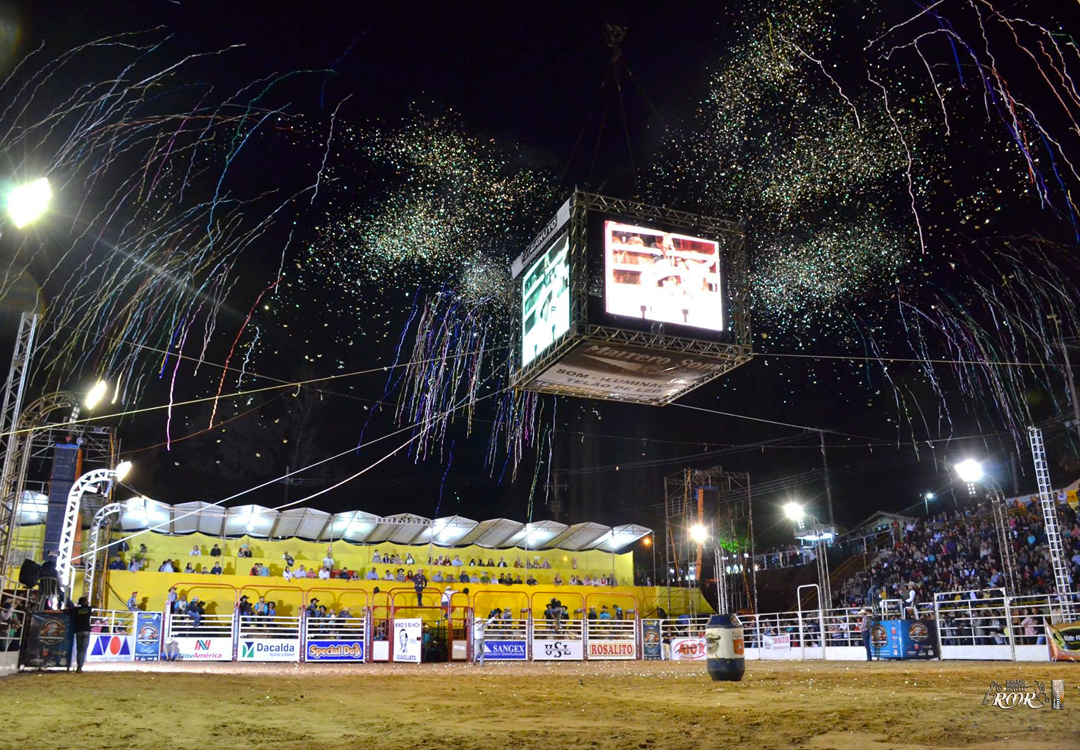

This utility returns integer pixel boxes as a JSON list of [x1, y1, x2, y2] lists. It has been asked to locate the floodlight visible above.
[[953, 459, 984, 484], [114, 461, 133, 481], [783, 502, 805, 522], [85, 379, 109, 410], [6, 177, 52, 228], [689, 524, 707, 544]]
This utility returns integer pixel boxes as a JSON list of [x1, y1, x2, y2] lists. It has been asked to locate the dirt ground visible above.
[[0, 660, 1076, 750]]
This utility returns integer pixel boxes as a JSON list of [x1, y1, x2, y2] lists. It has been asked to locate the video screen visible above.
[[604, 220, 723, 331], [521, 233, 570, 368]]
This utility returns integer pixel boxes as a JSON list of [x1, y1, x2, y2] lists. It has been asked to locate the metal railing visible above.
[[586, 618, 636, 641], [166, 611, 234, 639], [303, 614, 367, 641], [532, 616, 583, 641], [91, 609, 134, 635], [237, 613, 300, 640]]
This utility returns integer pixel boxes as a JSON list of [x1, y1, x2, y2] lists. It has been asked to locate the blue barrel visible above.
[[705, 613, 745, 682]]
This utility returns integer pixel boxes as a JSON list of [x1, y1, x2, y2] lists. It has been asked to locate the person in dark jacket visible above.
[[67, 596, 93, 672]]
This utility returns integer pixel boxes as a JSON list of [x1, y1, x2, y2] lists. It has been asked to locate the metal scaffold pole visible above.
[[0, 312, 39, 579]]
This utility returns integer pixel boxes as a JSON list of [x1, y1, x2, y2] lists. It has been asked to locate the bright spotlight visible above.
[[783, 502, 805, 522], [6, 177, 52, 228], [954, 459, 984, 484], [689, 524, 707, 544], [114, 461, 133, 481], [85, 379, 109, 410]]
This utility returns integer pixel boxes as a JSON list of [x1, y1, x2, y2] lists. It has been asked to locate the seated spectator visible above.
[[459, 571, 470, 583], [238, 545, 252, 558], [250, 563, 262, 576], [366, 568, 379, 580], [174, 595, 188, 614], [432, 570, 444, 583], [497, 557, 507, 568], [587, 606, 597, 620], [210, 561, 222, 575], [583, 575, 593, 586], [485, 558, 494, 567], [283, 565, 293, 581], [373, 550, 382, 563], [296, 564, 307, 578], [266, 601, 277, 619], [318, 566, 331, 580], [210, 544, 221, 557], [541, 559, 551, 569], [553, 573, 564, 586], [259, 565, 271, 577], [187, 597, 203, 627], [468, 558, 476, 566], [406, 569, 414, 582], [158, 560, 174, 573], [512, 574, 523, 585], [283, 551, 295, 566], [185, 562, 195, 574], [514, 556, 523, 568], [452, 555, 463, 567], [613, 604, 623, 620], [189, 545, 201, 557], [384, 569, 394, 581], [239, 595, 253, 618], [254, 597, 267, 617], [526, 574, 537, 586], [395, 569, 406, 583], [128, 558, 142, 572], [405, 553, 415, 565], [109, 556, 125, 570], [479, 571, 491, 584]]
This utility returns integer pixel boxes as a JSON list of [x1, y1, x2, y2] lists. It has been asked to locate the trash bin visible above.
[[705, 613, 745, 682]]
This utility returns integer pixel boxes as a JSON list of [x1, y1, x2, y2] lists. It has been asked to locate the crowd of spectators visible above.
[[839, 500, 1080, 610]]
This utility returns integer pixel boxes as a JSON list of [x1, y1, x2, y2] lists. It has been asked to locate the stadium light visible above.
[[6, 177, 52, 228], [953, 459, 984, 484], [85, 379, 109, 410], [689, 524, 707, 544], [783, 501, 805, 522], [115, 460, 133, 481]]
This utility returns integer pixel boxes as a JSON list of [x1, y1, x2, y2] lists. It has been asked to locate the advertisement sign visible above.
[[532, 341, 734, 405], [393, 618, 422, 663], [587, 640, 636, 660], [134, 612, 162, 661], [642, 621, 662, 660], [604, 220, 722, 331], [238, 638, 299, 662], [1049, 620, 1080, 662], [521, 233, 570, 368], [764, 633, 791, 650], [482, 640, 527, 661], [900, 620, 937, 660], [670, 637, 707, 661], [870, 621, 903, 660], [512, 197, 571, 279], [306, 640, 365, 662], [533, 639, 584, 661], [21, 612, 72, 669], [173, 637, 233, 661], [86, 634, 133, 663]]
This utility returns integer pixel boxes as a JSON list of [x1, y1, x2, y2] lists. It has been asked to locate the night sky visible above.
[[5, 0, 1080, 551]]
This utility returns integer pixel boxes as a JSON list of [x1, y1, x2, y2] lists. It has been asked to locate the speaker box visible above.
[[18, 558, 40, 588]]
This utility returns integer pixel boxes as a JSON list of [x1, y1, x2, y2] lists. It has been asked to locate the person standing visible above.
[[472, 611, 499, 666], [413, 570, 427, 607], [860, 609, 874, 661], [67, 596, 92, 673]]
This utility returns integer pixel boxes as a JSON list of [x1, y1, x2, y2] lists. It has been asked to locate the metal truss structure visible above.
[[0, 313, 38, 580]]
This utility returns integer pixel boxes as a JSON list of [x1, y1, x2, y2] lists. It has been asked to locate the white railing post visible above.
[[1004, 596, 1017, 662]]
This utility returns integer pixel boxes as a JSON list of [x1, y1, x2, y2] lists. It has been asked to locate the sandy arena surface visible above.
[[0, 660, 1077, 750]]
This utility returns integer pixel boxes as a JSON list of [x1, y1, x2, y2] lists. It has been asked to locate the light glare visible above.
[[783, 501, 805, 522], [85, 379, 109, 410], [114, 461, 133, 481], [6, 178, 52, 228], [954, 459, 984, 484]]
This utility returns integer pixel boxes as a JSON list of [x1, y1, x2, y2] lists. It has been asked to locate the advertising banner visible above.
[[305, 639, 365, 662], [482, 640, 527, 661], [587, 640, 636, 660], [393, 618, 422, 663], [642, 621, 662, 660], [238, 638, 299, 662], [86, 633, 133, 662], [1049, 620, 1080, 662], [764, 633, 791, 650], [870, 620, 903, 660], [533, 638, 584, 661], [512, 197, 571, 279], [172, 637, 233, 661], [21, 612, 72, 669], [670, 637, 707, 661], [900, 620, 938, 660], [134, 612, 162, 661], [532, 341, 733, 405]]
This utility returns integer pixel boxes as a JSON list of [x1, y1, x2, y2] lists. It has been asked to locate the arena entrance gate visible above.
[[163, 581, 237, 661], [301, 587, 370, 663], [584, 592, 639, 660], [531, 590, 584, 661], [236, 584, 302, 663]]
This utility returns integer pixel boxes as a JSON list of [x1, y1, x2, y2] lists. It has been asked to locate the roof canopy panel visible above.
[[368, 513, 432, 545], [586, 524, 651, 552], [323, 510, 381, 543], [415, 515, 478, 547], [544, 522, 610, 551], [275, 508, 331, 540], [505, 520, 569, 550], [458, 518, 525, 549], [224, 505, 276, 538], [120, 497, 173, 532]]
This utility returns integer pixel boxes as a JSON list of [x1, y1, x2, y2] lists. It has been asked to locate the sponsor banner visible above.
[[533, 639, 584, 661], [870, 620, 903, 660], [239, 638, 299, 662], [306, 639, 365, 662], [671, 637, 707, 661], [512, 197, 571, 279], [901, 620, 937, 660], [482, 640, 527, 661], [173, 637, 233, 661], [532, 341, 733, 405], [86, 634, 133, 662], [587, 640, 636, 660], [642, 621, 662, 660], [1049, 620, 1080, 662], [393, 618, 422, 663], [134, 612, 161, 661], [764, 633, 791, 650], [22, 613, 72, 669]]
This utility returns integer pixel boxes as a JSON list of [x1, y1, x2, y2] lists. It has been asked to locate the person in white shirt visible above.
[[189, 545, 201, 556], [283, 565, 293, 581], [297, 565, 307, 578], [318, 566, 330, 580], [366, 568, 379, 580], [473, 611, 499, 665], [323, 553, 334, 570]]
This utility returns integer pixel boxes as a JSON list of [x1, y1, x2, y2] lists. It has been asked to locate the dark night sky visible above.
[[9, 1, 1080, 551]]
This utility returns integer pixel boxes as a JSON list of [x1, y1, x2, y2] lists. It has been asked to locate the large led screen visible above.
[[604, 220, 723, 331], [521, 233, 570, 368]]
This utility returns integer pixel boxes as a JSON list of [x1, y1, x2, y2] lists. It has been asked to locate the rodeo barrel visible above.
[[705, 613, 745, 682]]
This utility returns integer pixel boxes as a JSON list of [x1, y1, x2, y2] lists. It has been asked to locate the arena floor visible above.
[[0, 660, 1076, 749]]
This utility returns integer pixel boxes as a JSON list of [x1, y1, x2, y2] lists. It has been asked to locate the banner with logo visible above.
[[587, 640, 636, 660], [393, 618, 422, 663], [172, 637, 233, 661], [670, 637, 707, 661], [870, 620, 903, 659], [306, 639, 365, 662], [642, 621, 662, 660], [533, 638, 584, 661], [482, 640, 527, 660], [21, 612, 72, 669], [901, 620, 937, 659], [134, 612, 162, 661], [86, 633, 133, 662], [764, 633, 791, 650], [1049, 620, 1080, 662], [239, 638, 299, 662]]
